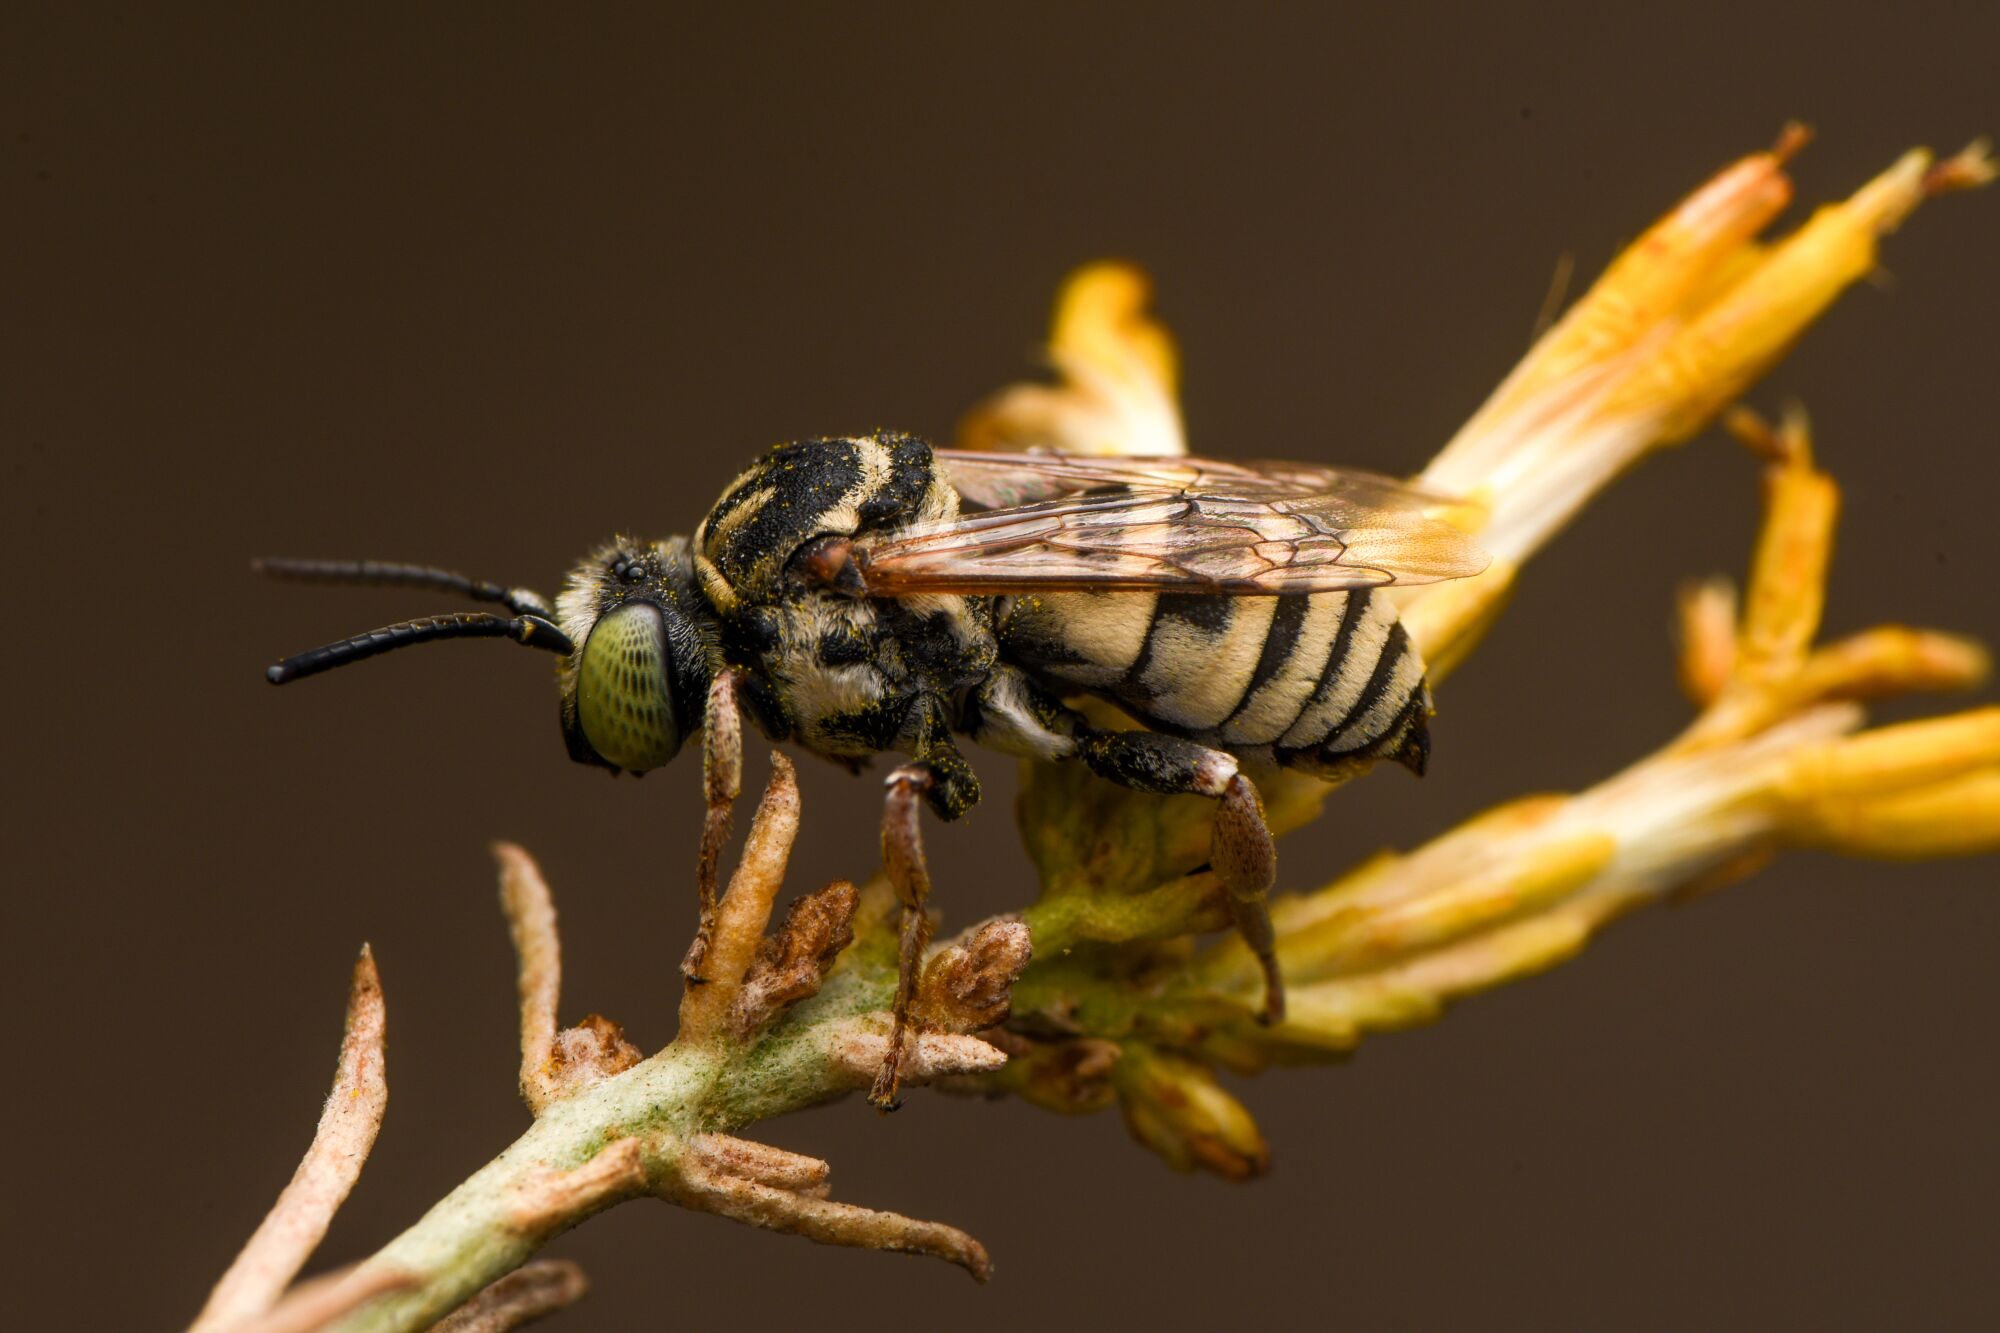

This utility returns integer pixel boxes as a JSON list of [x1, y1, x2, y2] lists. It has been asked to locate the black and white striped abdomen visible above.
[[997, 588, 1432, 777]]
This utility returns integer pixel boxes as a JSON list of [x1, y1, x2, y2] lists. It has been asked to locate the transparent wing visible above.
[[854, 452, 1489, 596], [936, 448, 1376, 507]]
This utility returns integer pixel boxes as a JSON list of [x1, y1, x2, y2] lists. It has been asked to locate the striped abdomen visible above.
[[997, 588, 1431, 777]]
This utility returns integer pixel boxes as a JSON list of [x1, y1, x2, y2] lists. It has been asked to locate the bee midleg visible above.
[[871, 704, 981, 1110], [960, 657, 1284, 1020], [682, 666, 748, 985], [1072, 728, 1285, 1025]]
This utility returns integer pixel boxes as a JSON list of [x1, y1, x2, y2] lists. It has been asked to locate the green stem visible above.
[[1021, 875, 1224, 956], [331, 965, 901, 1332], [333, 1044, 726, 1332]]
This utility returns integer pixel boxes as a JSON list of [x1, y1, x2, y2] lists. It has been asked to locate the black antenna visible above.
[[253, 557, 557, 619], [256, 556, 573, 684], [265, 611, 574, 684]]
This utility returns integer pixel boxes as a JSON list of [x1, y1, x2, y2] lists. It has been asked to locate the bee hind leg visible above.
[[871, 737, 980, 1110], [1076, 729, 1284, 1025], [1212, 773, 1282, 1025]]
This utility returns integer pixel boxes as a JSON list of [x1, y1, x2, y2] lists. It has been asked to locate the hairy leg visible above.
[[683, 668, 746, 984], [870, 733, 980, 1109], [872, 764, 934, 1109]]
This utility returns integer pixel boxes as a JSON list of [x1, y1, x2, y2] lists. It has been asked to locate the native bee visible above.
[[262, 433, 1485, 1104]]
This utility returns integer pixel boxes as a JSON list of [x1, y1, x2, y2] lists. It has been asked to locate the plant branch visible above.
[[195, 129, 1994, 1331], [193, 947, 391, 1332]]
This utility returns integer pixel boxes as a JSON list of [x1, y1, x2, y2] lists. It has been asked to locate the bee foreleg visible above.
[[1076, 730, 1284, 1025], [871, 728, 981, 1110], [872, 763, 935, 1111], [683, 666, 747, 986]]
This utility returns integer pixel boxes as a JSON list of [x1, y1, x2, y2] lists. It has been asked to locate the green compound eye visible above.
[[576, 600, 683, 771]]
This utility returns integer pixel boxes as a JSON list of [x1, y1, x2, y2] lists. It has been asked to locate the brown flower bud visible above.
[[1004, 1036, 1122, 1115], [548, 1014, 643, 1097], [731, 880, 860, 1035], [915, 917, 1032, 1034]]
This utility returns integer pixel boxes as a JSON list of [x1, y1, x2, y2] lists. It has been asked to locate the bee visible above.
[[261, 433, 1485, 1104]]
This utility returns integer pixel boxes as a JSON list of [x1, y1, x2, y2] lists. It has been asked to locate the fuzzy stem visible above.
[[334, 1042, 744, 1331]]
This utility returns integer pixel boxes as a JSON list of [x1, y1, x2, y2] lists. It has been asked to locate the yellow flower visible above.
[[954, 130, 1992, 1158], [1197, 410, 1997, 1058], [960, 135, 1993, 689], [957, 260, 1185, 458]]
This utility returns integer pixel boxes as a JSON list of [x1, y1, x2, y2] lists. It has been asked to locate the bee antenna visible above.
[[265, 612, 575, 685], [252, 556, 557, 620]]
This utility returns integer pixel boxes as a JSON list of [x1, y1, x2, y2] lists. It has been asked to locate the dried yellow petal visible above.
[[1676, 576, 1740, 705], [1482, 130, 1799, 421], [1048, 260, 1178, 399], [1782, 708, 2000, 801], [1738, 455, 1839, 677], [1114, 1046, 1269, 1180], [1276, 830, 1614, 981], [1610, 149, 1943, 440], [1787, 768, 2000, 858], [956, 260, 1184, 458]]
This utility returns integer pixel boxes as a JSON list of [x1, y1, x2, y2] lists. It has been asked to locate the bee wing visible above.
[[855, 453, 1489, 595], [935, 448, 1373, 507]]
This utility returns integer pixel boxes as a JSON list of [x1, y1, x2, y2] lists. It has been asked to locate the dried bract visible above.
[[506, 1139, 649, 1239], [430, 1261, 589, 1333], [731, 879, 860, 1036], [1115, 1046, 1269, 1181], [915, 917, 1033, 1033], [678, 755, 801, 1044], [494, 842, 563, 1113], [548, 1014, 643, 1093], [192, 947, 388, 1332]]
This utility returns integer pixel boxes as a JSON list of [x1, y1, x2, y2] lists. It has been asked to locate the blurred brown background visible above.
[[7, 5, 1998, 1329]]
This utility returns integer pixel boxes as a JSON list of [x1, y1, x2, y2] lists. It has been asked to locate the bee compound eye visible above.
[[574, 600, 683, 771]]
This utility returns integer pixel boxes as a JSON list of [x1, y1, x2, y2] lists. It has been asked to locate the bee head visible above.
[[555, 537, 718, 774], [257, 542, 716, 776]]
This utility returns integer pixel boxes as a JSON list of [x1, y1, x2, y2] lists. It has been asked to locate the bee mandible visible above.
[[261, 434, 1486, 1105]]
